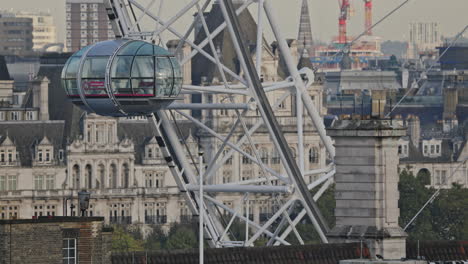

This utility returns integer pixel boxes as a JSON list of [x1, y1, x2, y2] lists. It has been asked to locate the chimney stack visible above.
[[327, 119, 411, 260]]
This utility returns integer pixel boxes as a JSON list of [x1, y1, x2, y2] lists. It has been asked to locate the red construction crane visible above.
[[338, 0, 351, 44], [337, 0, 372, 44], [364, 0, 373, 36]]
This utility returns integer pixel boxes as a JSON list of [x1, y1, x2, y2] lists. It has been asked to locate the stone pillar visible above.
[[327, 119, 408, 260]]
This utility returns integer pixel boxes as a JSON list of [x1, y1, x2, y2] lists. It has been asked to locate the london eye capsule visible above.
[[61, 39, 182, 116]]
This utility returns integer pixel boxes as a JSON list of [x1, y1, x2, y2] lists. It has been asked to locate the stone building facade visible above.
[[0, 38, 327, 232]]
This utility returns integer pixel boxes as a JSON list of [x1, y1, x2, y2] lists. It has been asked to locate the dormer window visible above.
[[59, 150, 64, 161], [34, 137, 54, 165], [0, 136, 19, 166], [148, 148, 153, 158], [422, 139, 442, 158]]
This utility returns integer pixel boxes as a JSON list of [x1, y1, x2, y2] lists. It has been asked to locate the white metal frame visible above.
[[106, 0, 336, 247]]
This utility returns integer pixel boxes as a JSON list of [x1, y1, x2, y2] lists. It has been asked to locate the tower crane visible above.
[[338, 0, 373, 44], [364, 0, 373, 36]]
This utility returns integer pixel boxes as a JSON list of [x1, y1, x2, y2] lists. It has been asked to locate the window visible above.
[[35, 175, 44, 190], [0, 176, 5, 191], [63, 238, 77, 264], [222, 171, 232, 184], [46, 175, 55, 189], [7, 176, 17, 191], [155, 172, 164, 188], [147, 148, 153, 158], [10, 112, 19, 121], [309, 148, 319, 164], [145, 172, 153, 187], [45, 150, 50, 162], [0, 205, 17, 219], [26, 111, 35, 120], [59, 150, 64, 161], [424, 145, 428, 154], [242, 149, 252, 164], [436, 145, 440, 154], [223, 149, 232, 165], [96, 124, 106, 144], [271, 150, 281, 164], [260, 148, 269, 164], [430, 145, 435, 154], [441, 170, 447, 185]]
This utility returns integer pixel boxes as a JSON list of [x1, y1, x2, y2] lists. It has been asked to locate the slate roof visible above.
[[400, 138, 459, 164], [0, 56, 12, 80], [406, 241, 468, 261], [36, 53, 84, 141], [0, 121, 66, 166], [111, 241, 468, 263], [111, 243, 370, 264], [118, 120, 197, 164]]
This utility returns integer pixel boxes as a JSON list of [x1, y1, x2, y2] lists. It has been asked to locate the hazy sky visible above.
[[2, 0, 466, 44]]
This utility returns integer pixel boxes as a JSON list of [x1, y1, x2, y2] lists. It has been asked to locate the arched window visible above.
[[260, 148, 269, 164], [271, 149, 280, 164], [85, 164, 92, 189], [98, 164, 105, 189], [242, 148, 252, 164], [223, 149, 232, 165], [121, 163, 130, 188], [110, 164, 117, 188], [72, 164, 80, 189], [290, 147, 296, 160], [309, 147, 319, 164]]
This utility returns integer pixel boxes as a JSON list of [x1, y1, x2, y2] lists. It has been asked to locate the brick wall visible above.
[[0, 217, 112, 264]]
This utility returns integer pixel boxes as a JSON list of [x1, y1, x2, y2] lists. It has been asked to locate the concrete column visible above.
[[327, 119, 409, 260]]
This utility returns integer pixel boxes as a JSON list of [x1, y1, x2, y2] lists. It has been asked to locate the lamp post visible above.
[[198, 148, 204, 264], [78, 190, 91, 217]]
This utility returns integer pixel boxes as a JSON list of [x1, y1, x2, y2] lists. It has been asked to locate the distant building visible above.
[[438, 45, 468, 70], [16, 11, 58, 51], [408, 22, 442, 57], [325, 70, 401, 96], [0, 14, 33, 55], [313, 35, 384, 71], [66, 0, 114, 52]]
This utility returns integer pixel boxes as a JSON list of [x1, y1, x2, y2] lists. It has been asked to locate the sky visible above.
[[1, 0, 466, 44]]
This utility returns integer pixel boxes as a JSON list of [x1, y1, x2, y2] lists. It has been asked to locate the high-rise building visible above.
[[0, 14, 33, 55], [409, 22, 442, 53], [297, 0, 315, 57], [16, 12, 57, 51], [66, 0, 115, 52]]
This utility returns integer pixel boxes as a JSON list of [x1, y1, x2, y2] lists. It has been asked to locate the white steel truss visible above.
[[106, 0, 336, 247]]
